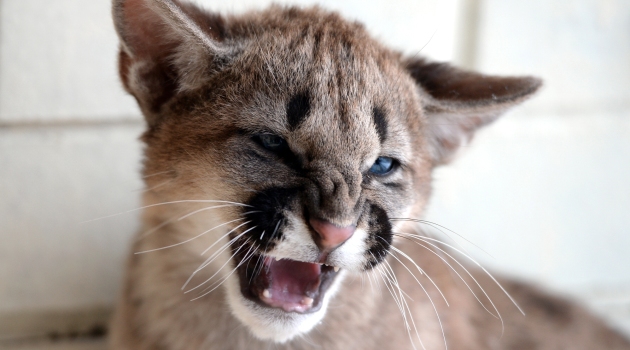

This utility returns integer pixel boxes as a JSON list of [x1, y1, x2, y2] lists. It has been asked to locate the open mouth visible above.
[[236, 252, 340, 313]]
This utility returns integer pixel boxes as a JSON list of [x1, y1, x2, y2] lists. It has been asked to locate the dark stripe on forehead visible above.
[[286, 92, 311, 130], [372, 106, 388, 142]]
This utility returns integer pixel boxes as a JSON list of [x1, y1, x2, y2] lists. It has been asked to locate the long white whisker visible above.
[[81, 199, 252, 223], [197, 225, 259, 273], [252, 219, 282, 281], [135, 217, 247, 254], [375, 262, 405, 324], [397, 231, 522, 315], [190, 240, 259, 300], [396, 232, 509, 334], [389, 246, 449, 306], [177, 205, 250, 221], [391, 218, 494, 259], [182, 222, 252, 290], [137, 207, 252, 241], [133, 178, 174, 193], [186, 235, 255, 293], [136, 213, 181, 241], [394, 233, 498, 318], [200, 221, 252, 256], [381, 259, 424, 350], [141, 170, 175, 179], [387, 253, 446, 350], [198, 239, 258, 294]]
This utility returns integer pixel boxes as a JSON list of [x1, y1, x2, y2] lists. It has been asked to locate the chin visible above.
[[223, 263, 346, 343]]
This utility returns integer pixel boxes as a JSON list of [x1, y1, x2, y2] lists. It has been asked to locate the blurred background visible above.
[[0, 0, 629, 348]]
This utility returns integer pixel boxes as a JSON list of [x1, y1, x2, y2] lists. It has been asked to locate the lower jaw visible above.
[[236, 254, 340, 314]]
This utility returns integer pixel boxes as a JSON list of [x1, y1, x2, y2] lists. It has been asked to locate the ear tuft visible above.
[[404, 58, 542, 165], [113, 0, 232, 126]]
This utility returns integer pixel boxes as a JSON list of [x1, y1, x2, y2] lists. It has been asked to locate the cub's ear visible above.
[[113, 0, 233, 126], [404, 58, 542, 166]]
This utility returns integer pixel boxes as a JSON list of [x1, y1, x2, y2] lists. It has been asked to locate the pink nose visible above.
[[309, 218, 356, 250]]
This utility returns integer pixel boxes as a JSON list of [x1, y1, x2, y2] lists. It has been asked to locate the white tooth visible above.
[[303, 297, 314, 306], [262, 289, 271, 299], [334, 266, 340, 272]]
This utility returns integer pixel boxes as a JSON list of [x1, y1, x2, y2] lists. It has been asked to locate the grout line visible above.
[[454, 0, 482, 69], [0, 118, 144, 130]]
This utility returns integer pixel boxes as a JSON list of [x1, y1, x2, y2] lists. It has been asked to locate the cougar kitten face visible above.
[[113, 0, 541, 343]]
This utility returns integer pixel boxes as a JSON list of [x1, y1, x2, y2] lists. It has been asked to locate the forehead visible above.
[[229, 10, 412, 161]]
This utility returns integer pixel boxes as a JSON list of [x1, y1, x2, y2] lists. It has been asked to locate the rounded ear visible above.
[[113, 0, 235, 126], [404, 57, 542, 165]]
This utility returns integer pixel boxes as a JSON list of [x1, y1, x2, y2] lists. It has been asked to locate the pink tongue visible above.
[[264, 258, 322, 311]]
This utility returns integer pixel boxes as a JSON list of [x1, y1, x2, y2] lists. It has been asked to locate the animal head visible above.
[[113, 0, 541, 342]]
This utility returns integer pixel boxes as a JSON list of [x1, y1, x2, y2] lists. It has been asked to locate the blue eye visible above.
[[257, 134, 286, 151], [370, 156, 395, 175]]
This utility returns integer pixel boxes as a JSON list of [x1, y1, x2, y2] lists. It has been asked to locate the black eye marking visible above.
[[369, 156, 396, 176], [287, 92, 311, 130], [243, 187, 301, 249], [365, 203, 392, 269], [372, 106, 388, 142]]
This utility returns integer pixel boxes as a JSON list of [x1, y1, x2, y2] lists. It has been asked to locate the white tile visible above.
[[425, 111, 630, 289], [0, 124, 143, 312], [474, 0, 630, 114], [192, 0, 459, 60], [0, 0, 458, 123], [0, 0, 140, 122]]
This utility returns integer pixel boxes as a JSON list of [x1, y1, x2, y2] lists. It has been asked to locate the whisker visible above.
[[385, 254, 428, 349], [136, 207, 253, 242], [394, 233, 498, 318], [135, 217, 247, 254], [371, 252, 422, 350], [186, 235, 255, 294], [388, 244, 449, 306], [182, 221, 252, 290], [197, 225, 259, 272], [397, 230, 523, 316], [200, 221, 252, 256], [133, 178, 174, 193], [81, 199, 252, 223], [375, 262, 405, 324], [252, 219, 282, 282], [141, 170, 175, 179], [190, 240, 259, 300], [391, 218, 494, 259], [136, 212, 182, 241], [177, 205, 253, 221], [386, 253, 446, 350], [381, 259, 425, 350], [395, 232, 512, 335], [199, 239, 258, 294], [365, 268, 378, 296]]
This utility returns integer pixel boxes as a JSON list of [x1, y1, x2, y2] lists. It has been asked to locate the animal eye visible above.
[[369, 156, 395, 175], [256, 134, 286, 152]]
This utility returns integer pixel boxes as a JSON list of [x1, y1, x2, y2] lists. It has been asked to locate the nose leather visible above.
[[309, 218, 355, 251]]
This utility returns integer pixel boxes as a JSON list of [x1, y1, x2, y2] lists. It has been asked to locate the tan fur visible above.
[[110, 1, 630, 349]]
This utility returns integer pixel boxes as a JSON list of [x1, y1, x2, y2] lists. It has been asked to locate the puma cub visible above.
[[110, 0, 630, 348]]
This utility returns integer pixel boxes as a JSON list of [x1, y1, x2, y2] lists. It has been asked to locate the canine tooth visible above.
[[334, 266, 340, 272], [262, 289, 271, 299], [303, 297, 314, 306]]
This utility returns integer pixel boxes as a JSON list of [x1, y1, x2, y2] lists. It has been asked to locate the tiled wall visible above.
[[425, 0, 630, 335], [1, 0, 628, 340]]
